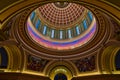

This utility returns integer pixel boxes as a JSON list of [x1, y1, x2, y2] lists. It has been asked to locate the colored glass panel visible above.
[[76, 26, 80, 35], [83, 20, 87, 30], [30, 12, 35, 20], [43, 26, 47, 35], [88, 12, 93, 21], [86, 15, 91, 25], [35, 19, 41, 29], [60, 30, 63, 39], [51, 29, 55, 38], [68, 29, 72, 38]]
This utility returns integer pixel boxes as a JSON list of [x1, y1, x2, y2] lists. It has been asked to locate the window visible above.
[[51, 29, 55, 38], [86, 15, 91, 25], [83, 20, 87, 30], [80, 23, 84, 32], [0, 47, 8, 68], [88, 11, 93, 21], [43, 25, 47, 35], [60, 30, 63, 39], [68, 29, 72, 38], [115, 50, 120, 70], [35, 19, 41, 29], [30, 12, 35, 20], [76, 26, 80, 35], [0, 53, 1, 65]]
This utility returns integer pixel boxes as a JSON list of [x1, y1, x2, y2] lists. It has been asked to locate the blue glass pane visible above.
[[83, 20, 87, 30], [76, 26, 80, 35], [43, 26, 47, 35], [68, 29, 72, 38], [35, 19, 41, 29], [88, 12, 93, 21], [30, 12, 35, 20], [51, 30, 54, 38], [60, 31, 63, 39]]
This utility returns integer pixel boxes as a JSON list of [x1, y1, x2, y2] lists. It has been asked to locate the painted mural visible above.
[[27, 55, 49, 72], [73, 55, 96, 72]]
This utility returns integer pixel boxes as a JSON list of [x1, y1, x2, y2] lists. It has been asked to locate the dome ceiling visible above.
[[26, 2, 97, 51], [7, 1, 110, 58], [38, 2, 86, 28]]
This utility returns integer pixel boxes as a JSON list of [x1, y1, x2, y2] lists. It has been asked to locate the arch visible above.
[[113, 48, 120, 74], [49, 66, 72, 80], [101, 45, 120, 74], [2, 45, 22, 72], [44, 60, 78, 80]]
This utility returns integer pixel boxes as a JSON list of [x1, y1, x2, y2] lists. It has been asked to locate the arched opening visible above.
[[0, 47, 8, 69], [115, 50, 120, 70], [101, 46, 120, 74], [54, 73, 67, 80]]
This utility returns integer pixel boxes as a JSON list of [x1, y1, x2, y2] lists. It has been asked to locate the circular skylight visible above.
[[53, 2, 69, 8], [26, 2, 97, 50]]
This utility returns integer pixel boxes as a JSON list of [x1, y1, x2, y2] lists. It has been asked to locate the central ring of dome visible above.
[[26, 2, 97, 50], [53, 2, 69, 8]]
